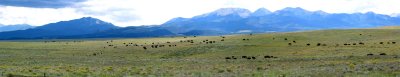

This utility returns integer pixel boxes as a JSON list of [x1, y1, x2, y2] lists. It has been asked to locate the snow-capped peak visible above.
[[199, 8, 252, 18], [251, 8, 272, 16]]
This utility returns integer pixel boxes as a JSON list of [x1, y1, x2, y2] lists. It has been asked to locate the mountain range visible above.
[[0, 24, 34, 32], [163, 7, 400, 34], [1, 7, 400, 39]]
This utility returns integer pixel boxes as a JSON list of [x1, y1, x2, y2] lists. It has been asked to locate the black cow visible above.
[[143, 47, 147, 50]]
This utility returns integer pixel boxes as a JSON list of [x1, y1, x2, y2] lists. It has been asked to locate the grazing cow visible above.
[[143, 47, 147, 50], [242, 56, 247, 58], [380, 42, 384, 44], [221, 39, 224, 41], [246, 57, 252, 60], [306, 43, 310, 46], [243, 39, 246, 41], [352, 43, 357, 45], [317, 43, 321, 46], [288, 43, 292, 46], [359, 42, 364, 45], [293, 41, 296, 43], [380, 53, 387, 55], [251, 56, 256, 59], [225, 57, 231, 59], [359, 34, 362, 35], [264, 55, 276, 58], [284, 38, 288, 41], [367, 53, 374, 56], [392, 42, 396, 44]]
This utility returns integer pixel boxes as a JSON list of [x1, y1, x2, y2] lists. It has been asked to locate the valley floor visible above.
[[1, 29, 400, 77]]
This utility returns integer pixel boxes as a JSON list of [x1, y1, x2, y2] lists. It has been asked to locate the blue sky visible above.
[[0, 0, 400, 27]]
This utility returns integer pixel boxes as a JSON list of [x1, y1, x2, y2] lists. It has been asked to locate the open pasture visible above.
[[1, 29, 400, 77]]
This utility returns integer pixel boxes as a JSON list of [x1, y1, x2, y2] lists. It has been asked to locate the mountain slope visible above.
[[162, 8, 254, 33], [66, 26, 176, 38], [0, 17, 118, 39], [0, 24, 34, 32]]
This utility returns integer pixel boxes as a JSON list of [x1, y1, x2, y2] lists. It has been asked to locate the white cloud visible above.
[[1, 0, 400, 27], [0, 6, 85, 26]]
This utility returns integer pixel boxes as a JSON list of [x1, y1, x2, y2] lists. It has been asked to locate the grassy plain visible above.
[[1, 29, 400, 77]]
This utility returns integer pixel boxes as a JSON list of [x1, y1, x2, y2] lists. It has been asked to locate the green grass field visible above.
[[1, 28, 400, 77]]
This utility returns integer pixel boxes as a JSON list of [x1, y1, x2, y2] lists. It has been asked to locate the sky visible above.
[[0, 0, 400, 27]]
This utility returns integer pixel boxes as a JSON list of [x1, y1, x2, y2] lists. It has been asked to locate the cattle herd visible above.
[[225, 55, 278, 60], [42, 33, 396, 59], [281, 35, 395, 57], [98, 36, 235, 51]]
